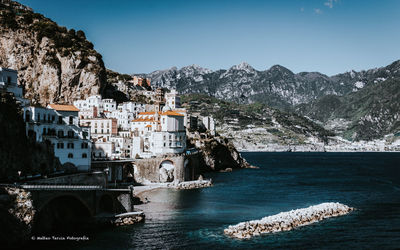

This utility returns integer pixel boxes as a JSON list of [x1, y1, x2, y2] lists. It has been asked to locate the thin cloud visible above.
[[314, 8, 323, 14], [300, 7, 304, 12], [324, 0, 338, 9]]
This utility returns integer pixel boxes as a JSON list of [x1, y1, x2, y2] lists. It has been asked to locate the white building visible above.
[[0, 67, 29, 106], [79, 118, 118, 141], [73, 95, 117, 115], [130, 108, 186, 158], [78, 106, 99, 119], [118, 101, 146, 116], [165, 89, 181, 109], [106, 109, 135, 131], [23, 104, 91, 172], [103, 98, 117, 112], [202, 116, 216, 135], [92, 139, 114, 160]]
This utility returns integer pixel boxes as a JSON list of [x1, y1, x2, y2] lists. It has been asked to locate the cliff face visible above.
[[188, 131, 252, 171], [0, 1, 106, 105]]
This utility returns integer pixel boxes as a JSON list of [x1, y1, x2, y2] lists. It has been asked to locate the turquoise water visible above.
[[58, 153, 400, 249]]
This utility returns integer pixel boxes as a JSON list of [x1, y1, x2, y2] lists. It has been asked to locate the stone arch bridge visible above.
[[91, 152, 203, 184], [22, 184, 134, 216]]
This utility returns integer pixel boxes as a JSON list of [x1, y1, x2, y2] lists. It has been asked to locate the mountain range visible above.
[[138, 61, 400, 141], [139, 60, 400, 109]]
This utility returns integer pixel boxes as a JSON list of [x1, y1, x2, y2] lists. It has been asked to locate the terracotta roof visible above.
[[161, 110, 184, 116], [138, 111, 156, 115], [48, 104, 79, 112], [132, 117, 155, 122], [145, 125, 152, 128]]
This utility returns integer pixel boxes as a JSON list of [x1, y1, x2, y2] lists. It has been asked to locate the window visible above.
[[58, 116, 63, 124], [36, 113, 40, 122], [68, 153, 73, 158], [67, 143, 74, 149], [69, 116, 73, 125], [81, 142, 88, 149], [68, 130, 74, 138], [57, 142, 64, 149], [25, 111, 30, 122], [95, 129, 97, 134], [7, 76, 11, 83], [82, 153, 87, 158], [43, 127, 47, 135], [58, 130, 64, 137]]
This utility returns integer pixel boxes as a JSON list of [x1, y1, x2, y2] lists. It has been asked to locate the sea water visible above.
[[60, 152, 400, 249]]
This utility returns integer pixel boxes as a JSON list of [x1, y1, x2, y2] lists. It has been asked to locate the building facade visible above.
[[24, 104, 92, 171]]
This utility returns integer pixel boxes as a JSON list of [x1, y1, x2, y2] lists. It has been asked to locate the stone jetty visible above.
[[224, 202, 354, 239], [175, 179, 213, 189]]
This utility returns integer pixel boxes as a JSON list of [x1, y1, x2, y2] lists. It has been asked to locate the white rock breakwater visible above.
[[224, 202, 354, 239], [176, 180, 213, 189]]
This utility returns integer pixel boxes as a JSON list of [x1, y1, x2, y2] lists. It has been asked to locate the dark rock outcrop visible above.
[[188, 132, 253, 172], [0, 187, 35, 248]]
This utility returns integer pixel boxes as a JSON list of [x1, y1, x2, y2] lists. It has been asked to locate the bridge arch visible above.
[[98, 194, 114, 214], [33, 194, 92, 233], [159, 160, 175, 183]]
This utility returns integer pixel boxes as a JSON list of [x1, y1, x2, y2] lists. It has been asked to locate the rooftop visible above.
[[48, 104, 79, 112], [138, 111, 184, 117]]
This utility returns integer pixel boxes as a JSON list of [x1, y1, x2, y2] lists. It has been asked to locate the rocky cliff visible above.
[[187, 131, 253, 171], [0, 1, 106, 105]]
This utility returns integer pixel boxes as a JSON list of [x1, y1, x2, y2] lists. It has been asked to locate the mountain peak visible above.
[[181, 64, 212, 74], [230, 62, 255, 73]]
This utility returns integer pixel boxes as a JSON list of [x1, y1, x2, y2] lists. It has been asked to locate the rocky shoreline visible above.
[[224, 202, 354, 239]]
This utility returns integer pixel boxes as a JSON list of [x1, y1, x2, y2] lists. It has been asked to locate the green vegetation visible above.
[[298, 77, 400, 141], [182, 93, 333, 142]]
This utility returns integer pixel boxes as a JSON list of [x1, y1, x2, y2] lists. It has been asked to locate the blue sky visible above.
[[18, 0, 400, 75]]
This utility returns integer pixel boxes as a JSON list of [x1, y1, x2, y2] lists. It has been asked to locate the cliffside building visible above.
[[132, 76, 151, 87], [0, 67, 29, 106], [23, 104, 92, 172]]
